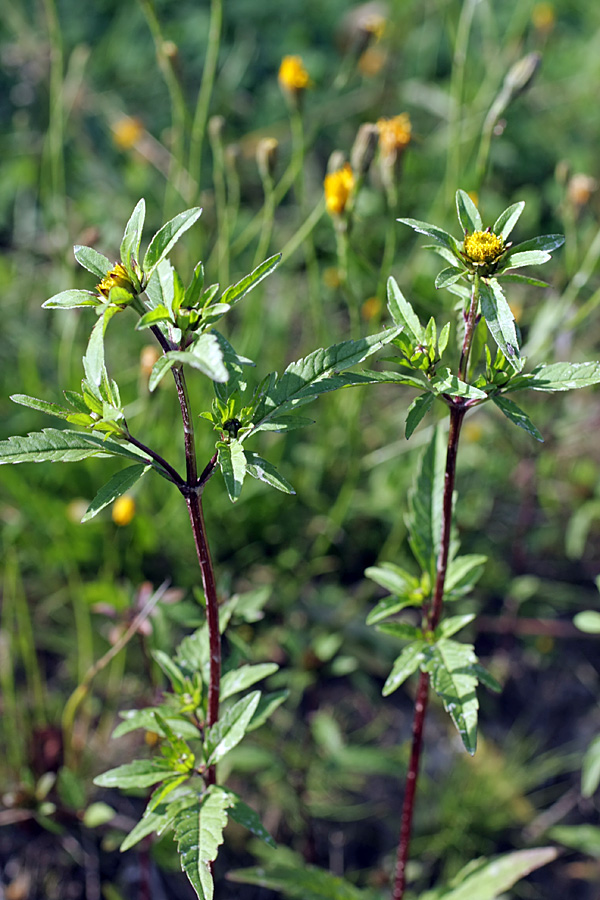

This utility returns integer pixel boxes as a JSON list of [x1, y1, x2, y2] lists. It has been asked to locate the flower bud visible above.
[[351, 122, 379, 177]]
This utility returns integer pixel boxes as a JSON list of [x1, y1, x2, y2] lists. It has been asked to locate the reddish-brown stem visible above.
[[393, 669, 430, 900]]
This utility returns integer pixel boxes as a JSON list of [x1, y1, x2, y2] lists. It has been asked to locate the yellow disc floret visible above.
[[377, 114, 412, 161], [324, 163, 355, 216], [463, 230, 504, 265], [96, 263, 137, 300]]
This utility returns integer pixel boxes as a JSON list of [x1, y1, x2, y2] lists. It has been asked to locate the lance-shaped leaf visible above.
[[220, 663, 279, 701], [405, 392, 435, 439], [444, 554, 487, 598], [120, 801, 171, 852], [218, 439, 247, 502], [430, 370, 488, 400], [493, 395, 543, 441], [435, 613, 475, 640], [204, 691, 261, 766], [252, 415, 314, 434], [11, 394, 71, 420], [493, 201, 525, 240], [84, 316, 106, 387], [365, 562, 420, 596], [135, 305, 173, 330], [166, 333, 228, 383], [407, 427, 446, 581], [421, 639, 479, 755], [437, 847, 558, 900], [387, 277, 423, 341], [377, 622, 422, 641], [74, 245, 112, 279], [398, 217, 461, 254], [504, 233, 564, 255], [507, 361, 600, 392], [174, 788, 231, 900], [219, 789, 276, 847], [228, 859, 371, 900], [247, 689, 289, 732], [251, 328, 401, 428], [456, 189, 482, 233], [113, 708, 200, 740], [479, 278, 521, 367], [120, 198, 146, 273], [435, 266, 466, 291], [220, 254, 281, 306], [143, 207, 202, 276], [81, 464, 151, 522], [366, 594, 423, 626], [361, 367, 430, 391], [0, 429, 150, 467], [244, 451, 295, 494], [582, 735, 600, 798], [93, 758, 175, 789], [382, 641, 427, 696], [43, 290, 100, 309], [502, 250, 551, 270], [500, 273, 549, 287]]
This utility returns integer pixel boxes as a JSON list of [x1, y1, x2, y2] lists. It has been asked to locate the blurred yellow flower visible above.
[[361, 296, 382, 320], [112, 116, 144, 151], [140, 345, 161, 378], [568, 173, 598, 207], [324, 163, 355, 216], [359, 47, 387, 77], [323, 267, 342, 289], [531, 2, 555, 33], [377, 114, 412, 162], [278, 56, 311, 93], [112, 495, 136, 527], [96, 263, 136, 300]]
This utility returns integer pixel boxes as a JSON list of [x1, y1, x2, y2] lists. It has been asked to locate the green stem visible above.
[[189, 0, 222, 191], [445, 0, 478, 205], [40, 0, 66, 227]]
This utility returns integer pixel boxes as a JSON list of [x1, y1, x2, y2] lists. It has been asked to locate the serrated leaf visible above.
[[512, 361, 600, 392], [366, 594, 423, 626], [386, 277, 422, 341], [456, 190, 482, 233], [220, 254, 281, 306], [74, 245, 112, 279], [220, 663, 279, 701], [382, 642, 427, 696], [493, 396, 543, 441], [81, 464, 150, 521], [493, 201, 525, 240], [479, 279, 520, 366], [430, 370, 488, 400], [251, 328, 401, 428], [220, 790, 276, 847], [398, 217, 461, 254], [421, 639, 479, 754], [435, 266, 466, 290], [42, 289, 100, 309], [244, 452, 295, 494], [93, 758, 175, 789], [11, 394, 71, 420], [218, 440, 247, 503], [168, 333, 228, 382], [205, 691, 261, 766], [471, 663, 502, 693], [143, 207, 202, 276], [120, 198, 146, 272], [252, 415, 314, 434], [407, 427, 446, 581], [174, 788, 230, 900], [361, 368, 430, 390], [439, 848, 557, 900], [435, 614, 475, 639], [582, 735, 600, 797], [0, 429, 148, 467], [228, 860, 370, 900]]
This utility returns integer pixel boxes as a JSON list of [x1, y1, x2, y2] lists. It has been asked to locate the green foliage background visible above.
[[1, 0, 600, 897]]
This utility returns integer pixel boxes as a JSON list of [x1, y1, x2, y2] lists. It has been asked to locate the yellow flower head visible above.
[[531, 2, 555, 33], [112, 495, 136, 527], [112, 116, 144, 151], [377, 114, 412, 162], [324, 163, 355, 216], [96, 263, 137, 301], [463, 230, 505, 265], [278, 56, 311, 93]]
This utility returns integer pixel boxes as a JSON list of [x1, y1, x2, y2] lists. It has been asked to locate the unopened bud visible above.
[[208, 115, 225, 142], [256, 137, 279, 181], [351, 122, 379, 177], [504, 52, 541, 100]]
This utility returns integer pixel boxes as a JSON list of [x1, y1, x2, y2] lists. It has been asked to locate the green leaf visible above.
[[549, 825, 600, 858], [185, 262, 205, 308], [152, 650, 188, 693], [252, 415, 314, 434], [499, 272, 549, 287], [93, 758, 175, 789], [516, 361, 600, 392], [113, 708, 200, 740], [435, 614, 475, 639], [143, 207, 202, 276], [120, 803, 171, 852], [366, 594, 423, 626], [205, 691, 261, 766], [81, 464, 150, 521], [377, 622, 422, 641], [218, 440, 247, 503], [430, 370, 488, 400], [252, 328, 401, 429], [120, 198, 146, 272], [229, 860, 370, 900], [456, 189, 482, 233], [422, 639, 479, 754], [168, 333, 228, 382], [574, 610, 600, 634], [361, 367, 430, 390], [174, 788, 230, 900], [83, 802, 116, 828], [382, 642, 427, 696], [493, 396, 543, 441], [407, 427, 446, 581], [507, 233, 564, 255], [11, 394, 71, 421], [84, 316, 106, 387], [43, 289, 100, 309], [445, 554, 487, 597], [220, 254, 281, 306], [398, 218, 461, 254], [220, 789, 276, 847], [438, 848, 557, 900], [135, 305, 173, 330], [365, 562, 420, 596], [472, 663, 502, 694], [479, 278, 520, 366], [0, 429, 149, 467], [74, 245, 112, 279], [149, 355, 177, 392], [247, 689, 289, 732], [435, 266, 466, 291], [244, 451, 295, 494], [493, 201, 525, 240], [145, 258, 176, 314], [582, 735, 600, 797], [387, 277, 423, 342], [502, 249, 551, 270], [405, 392, 435, 439], [220, 663, 279, 701]]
